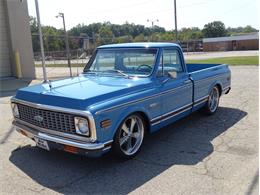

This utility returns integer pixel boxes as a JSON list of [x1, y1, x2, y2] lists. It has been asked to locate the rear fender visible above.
[[208, 81, 223, 96]]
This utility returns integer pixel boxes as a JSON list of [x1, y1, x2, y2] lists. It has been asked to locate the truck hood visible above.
[[15, 75, 153, 110]]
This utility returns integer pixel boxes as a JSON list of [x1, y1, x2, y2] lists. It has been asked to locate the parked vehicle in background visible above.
[[11, 42, 231, 159]]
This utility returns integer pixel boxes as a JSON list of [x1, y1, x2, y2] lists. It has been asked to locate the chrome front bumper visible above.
[[13, 120, 112, 156]]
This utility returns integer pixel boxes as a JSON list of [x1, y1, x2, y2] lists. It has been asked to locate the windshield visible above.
[[84, 48, 158, 77]]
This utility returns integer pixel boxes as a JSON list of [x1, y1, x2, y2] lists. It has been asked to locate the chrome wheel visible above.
[[208, 87, 219, 112], [118, 115, 144, 156]]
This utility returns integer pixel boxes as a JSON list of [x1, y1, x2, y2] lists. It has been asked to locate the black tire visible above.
[[201, 86, 220, 115], [112, 113, 146, 159]]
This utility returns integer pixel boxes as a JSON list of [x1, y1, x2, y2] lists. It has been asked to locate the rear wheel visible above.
[[202, 86, 220, 115], [112, 114, 145, 159]]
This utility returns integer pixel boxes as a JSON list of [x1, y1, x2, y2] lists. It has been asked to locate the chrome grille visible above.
[[17, 103, 76, 134]]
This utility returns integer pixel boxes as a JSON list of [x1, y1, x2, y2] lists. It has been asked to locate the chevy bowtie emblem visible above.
[[34, 115, 43, 122]]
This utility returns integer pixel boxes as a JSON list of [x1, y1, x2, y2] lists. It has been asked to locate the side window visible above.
[[163, 49, 183, 73]]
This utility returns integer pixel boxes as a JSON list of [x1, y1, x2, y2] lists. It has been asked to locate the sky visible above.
[[27, 0, 259, 31]]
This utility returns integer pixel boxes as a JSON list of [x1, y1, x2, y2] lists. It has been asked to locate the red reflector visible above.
[[64, 145, 78, 154]]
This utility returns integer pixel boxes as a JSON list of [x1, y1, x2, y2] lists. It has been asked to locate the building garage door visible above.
[[0, 0, 11, 77]]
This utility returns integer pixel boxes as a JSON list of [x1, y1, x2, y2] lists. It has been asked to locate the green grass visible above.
[[187, 56, 259, 65]]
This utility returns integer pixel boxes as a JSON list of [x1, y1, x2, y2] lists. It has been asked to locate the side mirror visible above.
[[161, 70, 177, 84], [168, 70, 177, 79]]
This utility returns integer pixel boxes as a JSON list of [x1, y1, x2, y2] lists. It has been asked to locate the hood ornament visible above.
[[47, 80, 52, 90]]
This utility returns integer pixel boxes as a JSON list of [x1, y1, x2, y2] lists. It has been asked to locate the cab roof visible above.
[[97, 42, 180, 49]]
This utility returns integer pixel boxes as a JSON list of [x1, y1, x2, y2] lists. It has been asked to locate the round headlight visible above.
[[74, 117, 89, 136], [11, 103, 19, 118]]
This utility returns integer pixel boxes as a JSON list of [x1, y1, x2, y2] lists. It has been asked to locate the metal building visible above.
[[0, 0, 35, 78], [203, 33, 259, 52]]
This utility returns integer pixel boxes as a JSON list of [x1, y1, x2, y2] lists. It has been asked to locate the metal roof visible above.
[[203, 33, 259, 43]]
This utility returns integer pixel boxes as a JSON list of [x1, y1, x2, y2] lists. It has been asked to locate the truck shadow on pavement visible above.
[[9, 107, 247, 194]]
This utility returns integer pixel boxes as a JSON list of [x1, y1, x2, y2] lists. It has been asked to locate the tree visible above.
[[29, 16, 40, 52], [178, 27, 203, 41], [29, 16, 67, 52], [158, 32, 174, 41], [150, 33, 160, 41], [115, 35, 133, 43], [202, 21, 227, 38], [29, 16, 258, 52], [96, 26, 114, 45], [226, 25, 258, 36], [42, 26, 65, 51], [243, 25, 258, 33], [134, 34, 145, 42]]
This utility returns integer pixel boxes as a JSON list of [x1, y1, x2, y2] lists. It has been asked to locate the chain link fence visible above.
[[32, 34, 203, 79]]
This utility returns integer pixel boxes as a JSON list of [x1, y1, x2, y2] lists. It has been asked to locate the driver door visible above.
[[158, 48, 193, 123]]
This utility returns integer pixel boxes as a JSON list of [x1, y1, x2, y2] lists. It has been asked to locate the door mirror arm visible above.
[[160, 71, 177, 84]]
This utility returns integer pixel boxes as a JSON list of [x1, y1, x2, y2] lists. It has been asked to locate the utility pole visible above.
[[35, 0, 47, 82], [56, 13, 72, 77], [174, 0, 178, 41]]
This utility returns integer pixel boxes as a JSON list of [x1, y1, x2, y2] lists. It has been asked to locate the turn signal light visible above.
[[100, 119, 111, 128], [64, 145, 78, 154]]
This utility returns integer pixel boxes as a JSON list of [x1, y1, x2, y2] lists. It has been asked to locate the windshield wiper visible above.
[[109, 70, 130, 78], [83, 69, 130, 78], [83, 70, 105, 75]]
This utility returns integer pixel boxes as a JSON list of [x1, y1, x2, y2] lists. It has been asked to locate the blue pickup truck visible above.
[[11, 43, 231, 158]]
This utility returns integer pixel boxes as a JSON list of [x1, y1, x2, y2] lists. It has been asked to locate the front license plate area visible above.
[[34, 137, 50, 151]]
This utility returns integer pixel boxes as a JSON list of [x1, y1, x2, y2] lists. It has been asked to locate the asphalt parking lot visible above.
[[0, 65, 258, 195]]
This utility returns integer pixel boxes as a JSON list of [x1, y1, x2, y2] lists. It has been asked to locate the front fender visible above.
[[94, 103, 152, 143], [113, 105, 151, 134]]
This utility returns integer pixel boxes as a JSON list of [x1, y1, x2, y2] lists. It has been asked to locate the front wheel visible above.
[[202, 86, 220, 115], [112, 114, 145, 159]]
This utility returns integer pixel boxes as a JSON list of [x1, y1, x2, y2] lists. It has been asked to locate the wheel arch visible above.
[[209, 81, 223, 96], [132, 111, 151, 133], [215, 83, 222, 96], [112, 108, 151, 140]]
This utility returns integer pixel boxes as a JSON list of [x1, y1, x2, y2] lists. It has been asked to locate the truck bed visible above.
[[186, 63, 223, 73], [186, 63, 230, 108]]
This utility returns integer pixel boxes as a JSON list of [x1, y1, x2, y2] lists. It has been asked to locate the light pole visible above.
[[35, 0, 47, 82], [174, 0, 178, 41], [147, 19, 159, 28], [147, 19, 159, 42], [56, 12, 72, 77]]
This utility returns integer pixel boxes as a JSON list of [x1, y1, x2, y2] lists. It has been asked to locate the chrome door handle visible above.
[[162, 78, 170, 84]]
